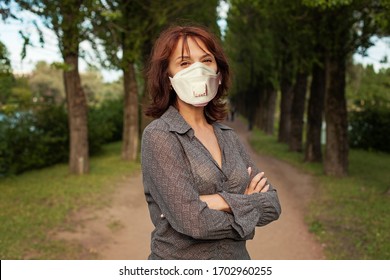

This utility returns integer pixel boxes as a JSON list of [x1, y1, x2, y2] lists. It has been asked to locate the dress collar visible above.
[[161, 106, 192, 135], [161, 105, 233, 135]]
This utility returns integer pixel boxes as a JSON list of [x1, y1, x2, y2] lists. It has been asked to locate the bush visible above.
[[349, 107, 390, 153], [88, 98, 123, 154], [0, 98, 124, 176], [0, 106, 68, 176]]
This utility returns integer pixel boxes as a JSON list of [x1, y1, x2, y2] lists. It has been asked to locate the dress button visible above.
[[160, 213, 165, 218]]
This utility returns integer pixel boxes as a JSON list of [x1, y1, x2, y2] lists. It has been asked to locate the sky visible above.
[[0, 10, 122, 82], [0, 6, 389, 83]]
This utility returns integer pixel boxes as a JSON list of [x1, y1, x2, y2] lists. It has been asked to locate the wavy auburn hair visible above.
[[144, 25, 230, 122]]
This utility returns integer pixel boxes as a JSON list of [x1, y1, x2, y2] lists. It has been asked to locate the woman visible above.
[[141, 25, 281, 260]]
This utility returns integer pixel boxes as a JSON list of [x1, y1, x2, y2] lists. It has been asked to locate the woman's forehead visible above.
[[173, 36, 210, 58]]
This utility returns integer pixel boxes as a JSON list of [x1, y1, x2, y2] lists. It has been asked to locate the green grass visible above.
[[250, 128, 390, 259], [0, 142, 140, 259]]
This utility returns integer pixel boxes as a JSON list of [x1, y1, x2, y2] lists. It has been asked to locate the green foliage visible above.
[[27, 61, 123, 106], [303, 0, 354, 8], [225, 0, 279, 116], [1, 77, 33, 113], [346, 64, 390, 153], [29, 61, 65, 104], [88, 98, 124, 155], [0, 40, 14, 108], [0, 73, 14, 108], [347, 64, 390, 110], [91, 0, 221, 70], [0, 40, 12, 74], [0, 58, 125, 176], [80, 67, 123, 105], [0, 98, 124, 176], [0, 106, 68, 176], [225, 0, 318, 119], [349, 107, 390, 152]]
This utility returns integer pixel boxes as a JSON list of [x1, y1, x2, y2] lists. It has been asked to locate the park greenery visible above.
[[250, 128, 390, 259], [0, 0, 389, 259], [0, 142, 139, 259]]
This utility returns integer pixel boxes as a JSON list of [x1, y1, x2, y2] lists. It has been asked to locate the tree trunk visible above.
[[305, 60, 326, 162], [289, 71, 308, 152], [121, 62, 139, 161], [246, 89, 256, 131], [254, 88, 265, 130], [141, 80, 153, 132], [61, 1, 89, 175], [259, 86, 277, 135], [324, 54, 349, 176], [265, 88, 277, 135], [63, 54, 89, 174], [278, 74, 294, 143]]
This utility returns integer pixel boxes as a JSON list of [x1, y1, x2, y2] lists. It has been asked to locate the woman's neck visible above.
[[176, 100, 209, 129]]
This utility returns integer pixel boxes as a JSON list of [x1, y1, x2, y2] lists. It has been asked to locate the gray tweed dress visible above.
[[141, 106, 281, 259]]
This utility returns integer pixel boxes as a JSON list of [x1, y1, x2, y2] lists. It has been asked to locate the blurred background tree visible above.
[[14, 0, 94, 175]]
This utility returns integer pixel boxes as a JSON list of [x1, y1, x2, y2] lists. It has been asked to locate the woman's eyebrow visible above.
[[175, 53, 212, 61], [175, 55, 191, 61], [200, 53, 213, 59]]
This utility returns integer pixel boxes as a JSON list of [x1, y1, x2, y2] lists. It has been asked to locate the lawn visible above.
[[250, 129, 390, 259], [0, 142, 140, 259]]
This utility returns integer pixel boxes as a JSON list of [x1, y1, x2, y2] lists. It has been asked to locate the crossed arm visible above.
[[199, 167, 270, 212], [142, 127, 281, 239]]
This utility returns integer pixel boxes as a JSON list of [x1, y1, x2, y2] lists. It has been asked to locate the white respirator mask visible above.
[[169, 62, 222, 107]]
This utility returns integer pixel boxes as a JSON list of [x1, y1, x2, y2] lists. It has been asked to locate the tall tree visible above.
[[268, 0, 315, 152], [323, 6, 351, 176], [303, 0, 390, 176], [225, 0, 279, 133], [304, 9, 327, 162], [16, 0, 93, 174], [91, 0, 144, 161]]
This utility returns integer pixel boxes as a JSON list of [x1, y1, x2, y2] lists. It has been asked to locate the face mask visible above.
[[169, 62, 221, 107]]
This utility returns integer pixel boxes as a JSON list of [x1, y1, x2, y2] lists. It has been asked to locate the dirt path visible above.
[[55, 118, 324, 260]]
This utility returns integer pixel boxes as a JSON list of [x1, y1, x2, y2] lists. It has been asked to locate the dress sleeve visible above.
[[218, 131, 281, 235], [141, 127, 254, 240]]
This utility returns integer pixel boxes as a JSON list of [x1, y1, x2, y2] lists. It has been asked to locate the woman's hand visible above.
[[245, 167, 269, 195], [200, 167, 270, 212]]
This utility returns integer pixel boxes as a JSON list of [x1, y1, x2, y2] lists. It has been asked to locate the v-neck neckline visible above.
[[193, 124, 225, 171]]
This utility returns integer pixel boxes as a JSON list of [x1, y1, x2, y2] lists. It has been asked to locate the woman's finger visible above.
[[260, 184, 270, 193], [247, 172, 264, 194], [248, 172, 263, 189], [254, 177, 267, 192]]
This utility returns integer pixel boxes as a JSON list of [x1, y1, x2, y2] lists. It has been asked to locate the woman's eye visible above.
[[203, 59, 212, 63], [180, 61, 190, 67]]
